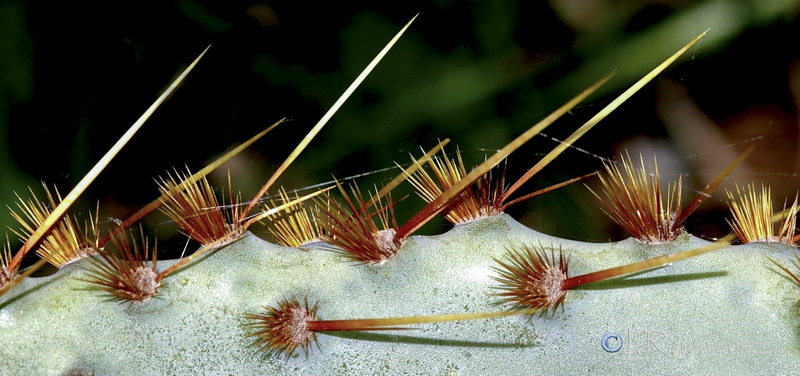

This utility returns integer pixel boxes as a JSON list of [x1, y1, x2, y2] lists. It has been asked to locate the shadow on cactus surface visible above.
[[3, 3, 800, 375]]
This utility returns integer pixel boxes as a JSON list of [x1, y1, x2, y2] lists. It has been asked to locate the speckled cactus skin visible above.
[[1, 214, 798, 375]]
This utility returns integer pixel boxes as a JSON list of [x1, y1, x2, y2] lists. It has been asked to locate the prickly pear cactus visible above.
[[4, 8, 800, 375], [1, 214, 798, 375]]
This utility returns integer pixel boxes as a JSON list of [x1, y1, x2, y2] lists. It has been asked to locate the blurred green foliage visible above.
[[2, 0, 800, 259]]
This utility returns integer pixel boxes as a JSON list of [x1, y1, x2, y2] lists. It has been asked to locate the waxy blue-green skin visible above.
[[1, 214, 798, 375]]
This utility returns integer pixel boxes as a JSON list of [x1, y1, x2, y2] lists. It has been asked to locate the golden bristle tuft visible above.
[[0, 236, 15, 289], [405, 147, 505, 224], [80, 228, 159, 303], [492, 244, 569, 312], [588, 152, 682, 243], [244, 298, 320, 358], [8, 184, 99, 268], [726, 184, 798, 245], [264, 188, 327, 248], [404, 145, 591, 226], [158, 169, 245, 247], [318, 182, 400, 264], [473, 165, 507, 217]]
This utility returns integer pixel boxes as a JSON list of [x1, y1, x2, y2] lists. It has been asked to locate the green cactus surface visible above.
[[1, 214, 798, 375]]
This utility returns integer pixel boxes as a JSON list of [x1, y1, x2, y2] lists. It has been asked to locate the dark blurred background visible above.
[[2, 1, 800, 261]]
